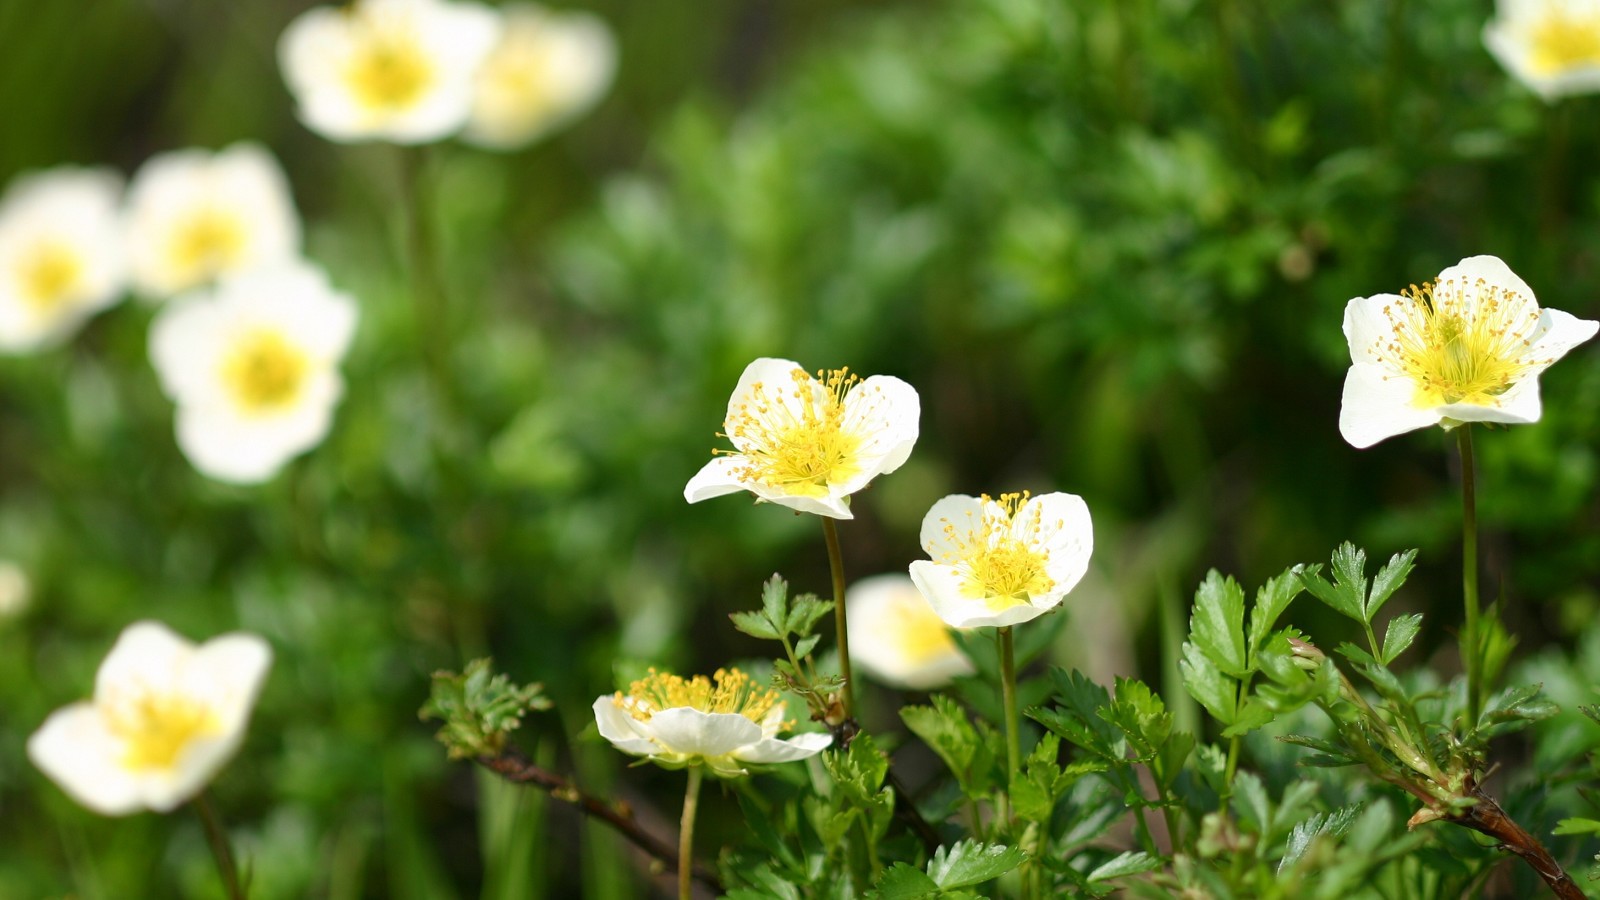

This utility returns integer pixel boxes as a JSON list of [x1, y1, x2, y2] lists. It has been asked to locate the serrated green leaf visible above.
[[1366, 549, 1417, 619], [1098, 677, 1172, 757], [763, 573, 790, 627], [420, 659, 549, 759], [1554, 818, 1600, 836], [1335, 642, 1377, 667], [1179, 641, 1237, 726], [1219, 698, 1276, 738], [926, 840, 1026, 889], [1191, 570, 1248, 677], [788, 594, 834, 638], [1381, 613, 1423, 665], [1232, 770, 1271, 830], [793, 633, 821, 659], [1087, 850, 1160, 882], [1248, 570, 1303, 654], [874, 864, 939, 899], [902, 695, 992, 794], [1279, 804, 1361, 873], [1299, 548, 1364, 622], [730, 610, 781, 641]]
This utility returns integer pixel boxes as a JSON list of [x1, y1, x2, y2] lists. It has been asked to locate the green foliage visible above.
[[419, 659, 550, 760], [1179, 568, 1307, 737], [874, 841, 1027, 899]]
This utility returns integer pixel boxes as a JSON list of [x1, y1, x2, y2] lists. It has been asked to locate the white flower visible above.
[[909, 492, 1094, 629], [149, 262, 358, 484], [1339, 255, 1598, 449], [684, 358, 920, 519], [592, 668, 830, 778], [0, 167, 125, 353], [279, 0, 501, 144], [28, 621, 271, 815], [0, 560, 29, 619], [463, 3, 616, 150], [847, 574, 974, 690], [125, 143, 300, 299], [1484, 0, 1600, 100]]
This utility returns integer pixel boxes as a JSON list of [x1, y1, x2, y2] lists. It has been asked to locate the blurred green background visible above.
[[2, 0, 1599, 896]]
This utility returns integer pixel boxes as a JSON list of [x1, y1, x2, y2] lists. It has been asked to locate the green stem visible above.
[[822, 518, 854, 719], [999, 627, 1021, 830], [400, 146, 452, 397], [678, 766, 703, 900], [194, 791, 246, 900], [1458, 425, 1481, 725]]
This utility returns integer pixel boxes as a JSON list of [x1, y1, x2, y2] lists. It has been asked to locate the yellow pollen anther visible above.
[[171, 209, 246, 278], [716, 366, 868, 497], [1372, 278, 1548, 408], [19, 241, 82, 311], [224, 330, 308, 412], [939, 492, 1055, 611], [1526, 10, 1600, 75], [346, 33, 434, 111], [612, 667, 787, 727], [104, 689, 221, 771]]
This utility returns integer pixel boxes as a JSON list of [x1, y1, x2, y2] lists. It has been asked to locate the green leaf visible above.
[[1366, 549, 1417, 619], [925, 840, 1027, 889], [1279, 804, 1361, 873], [420, 659, 550, 760], [1087, 850, 1160, 882], [1190, 570, 1248, 677], [1098, 677, 1172, 757], [1554, 818, 1600, 836], [1248, 569, 1303, 654], [1381, 613, 1423, 665], [1219, 698, 1276, 738], [730, 610, 781, 641], [874, 863, 939, 899], [763, 573, 790, 631], [1299, 547, 1364, 622], [1036, 668, 1123, 757], [788, 594, 834, 638], [902, 695, 992, 794], [1232, 770, 1272, 830], [1179, 641, 1237, 726], [793, 633, 822, 659]]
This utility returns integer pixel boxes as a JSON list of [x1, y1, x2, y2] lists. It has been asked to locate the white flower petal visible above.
[[722, 357, 807, 453], [1025, 492, 1094, 594], [910, 560, 1049, 629], [1338, 364, 1444, 449], [732, 732, 832, 764], [28, 704, 144, 816], [174, 394, 336, 484], [847, 573, 974, 690], [591, 697, 659, 756], [918, 494, 984, 560], [684, 456, 751, 504], [1342, 294, 1405, 368], [464, 4, 617, 150], [1527, 307, 1600, 368], [642, 708, 762, 759], [744, 484, 854, 519], [836, 374, 920, 485], [94, 621, 192, 701]]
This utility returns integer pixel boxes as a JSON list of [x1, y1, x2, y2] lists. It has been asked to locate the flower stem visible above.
[[999, 626, 1021, 825], [1457, 425, 1481, 725], [194, 790, 245, 900], [822, 517, 854, 720], [678, 766, 704, 900]]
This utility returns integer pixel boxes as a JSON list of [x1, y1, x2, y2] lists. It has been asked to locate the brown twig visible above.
[[475, 747, 723, 893], [1453, 778, 1583, 900]]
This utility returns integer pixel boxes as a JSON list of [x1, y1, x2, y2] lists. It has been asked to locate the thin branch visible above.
[[475, 747, 723, 893], [1453, 778, 1583, 900]]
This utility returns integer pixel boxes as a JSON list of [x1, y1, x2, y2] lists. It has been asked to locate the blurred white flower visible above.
[[464, 3, 616, 150], [279, 0, 501, 144], [1339, 255, 1598, 449], [28, 621, 271, 815], [847, 574, 973, 690], [592, 668, 830, 778], [125, 143, 300, 300], [0, 168, 125, 353], [685, 357, 920, 519], [0, 561, 29, 619], [1484, 0, 1600, 100], [149, 262, 357, 484], [910, 491, 1094, 629]]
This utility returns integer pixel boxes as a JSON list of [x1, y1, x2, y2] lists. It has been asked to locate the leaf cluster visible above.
[[419, 658, 550, 760]]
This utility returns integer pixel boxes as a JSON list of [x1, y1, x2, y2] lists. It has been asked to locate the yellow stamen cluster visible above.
[[346, 31, 434, 111], [1527, 9, 1600, 75], [19, 241, 82, 311], [1372, 278, 1547, 408], [940, 492, 1057, 611], [718, 367, 868, 497], [103, 689, 221, 772], [171, 209, 246, 278], [612, 667, 785, 726], [224, 330, 309, 412]]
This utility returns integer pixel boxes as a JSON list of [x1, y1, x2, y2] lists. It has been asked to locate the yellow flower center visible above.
[[1527, 10, 1600, 75], [171, 209, 246, 280], [719, 367, 867, 498], [18, 240, 83, 311], [346, 34, 434, 112], [612, 667, 785, 726], [1372, 279, 1548, 408], [938, 492, 1056, 611], [103, 689, 221, 772], [224, 330, 309, 412], [894, 599, 961, 664]]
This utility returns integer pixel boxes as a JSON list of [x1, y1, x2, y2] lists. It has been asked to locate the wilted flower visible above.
[[0, 168, 124, 353], [846, 574, 974, 690], [1339, 255, 1597, 449], [464, 3, 616, 150], [28, 621, 271, 815], [1484, 0, 1600, 100], [685, 357, 920, 519], [125, 144, 300, 300], [279, 0, 500, 144], [592, 668, 830, 777], [909, 491, 1094, 629], [149, 262, 357, 484], [0, 560, 29, 619]]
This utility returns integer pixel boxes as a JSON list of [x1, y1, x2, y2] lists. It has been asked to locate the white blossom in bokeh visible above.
[[464, 3, 616, 150], [1484, 0, 1600, 100], [149, 263, 357, 484], [0, 168, 124, 353], [846, 574, 974, 690]]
